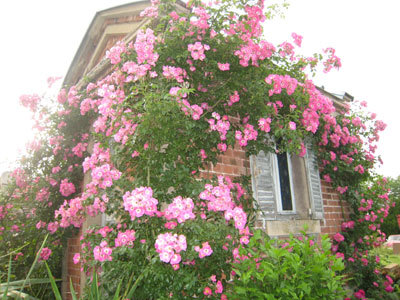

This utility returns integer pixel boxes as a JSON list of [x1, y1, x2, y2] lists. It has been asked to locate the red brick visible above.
[[224, 149, 235, 158]]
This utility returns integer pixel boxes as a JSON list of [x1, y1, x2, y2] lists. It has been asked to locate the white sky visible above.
[[0, 0, 399, 177]]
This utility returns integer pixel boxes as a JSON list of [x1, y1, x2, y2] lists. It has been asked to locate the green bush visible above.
[[228, 230, 346, 300]]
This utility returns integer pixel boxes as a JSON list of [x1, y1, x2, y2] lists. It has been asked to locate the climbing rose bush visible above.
[[0, 0, 395, 298]]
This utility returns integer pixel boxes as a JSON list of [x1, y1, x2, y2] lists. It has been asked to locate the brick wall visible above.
[[64, 233, 82, 300], [200, 143, 251, 180], [320, 179, 351, 235]]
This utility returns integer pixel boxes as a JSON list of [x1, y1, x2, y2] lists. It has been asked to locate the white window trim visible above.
[[272, 152, 296, 214]]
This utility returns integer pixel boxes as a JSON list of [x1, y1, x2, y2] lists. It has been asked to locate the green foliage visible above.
[[0, 239, 56, 300], [47, 264, 125, 300], [381, 176, 400, 236], [228, 230, 346, 300], [332, 177, 399, 297]]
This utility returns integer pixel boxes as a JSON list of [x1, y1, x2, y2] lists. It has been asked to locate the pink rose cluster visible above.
[[123, 187, 159, 220], [302, 82, 336, 135], [114, 119, 138, 144], [115, 229, 136, 247], [195, 241, 213, 258], [19, 94, 40, 112], [73, 253, 80, 264], [55, 195, 86, 228], [11, 168, 27, 189], [48, 135, 64, 156], [87, 194, 108, 217], [336, 186, 348, 195], [208, 112, 230, 141], [217, 62, 230, 71], [190, 6, 210, 30], [36, 187, 50, 202], [234, 40, 275, 67], [235, 124, 258, 147], [291, 32, 303, 47], [278, 41, 295, 59], [264, 74, 298, 97], [169, 87, 205, 120], [96, 225, 113, 238], [96, 83, 124, 119], [155, 233, 187, 265], [200, 149, 207, 160], [323, 47, 342, 73], [39, 247, 52, 261], [122, 61, 153, 82], [91, 163, 122, 190], [333, 232, 345, 243], [228, 91, 239, 106], [59, 179, 76, 197], [352, 289, 366, 299], [209, 275, 224, 291], [199, 176, 247, 230], [106, 41, 126, 65], [83, 143, 111, 173], [164, 196, 195, 223], [200, 177, 234, 212], [258, 117, 271, 133], [341, 220, 355, 231], [0, 204, 12, 221], [188, 42, 210, 61], [224, 207, 247, 230], [162, 66, 187, 83], [140, 0, 159, 18], [242, 4, 265, 39], [384, 275, 394, 293], [82, 143, 122, 195], [358, 198, 374, 212], [93, 241, 113, 262], [72, 142, 87, 158]]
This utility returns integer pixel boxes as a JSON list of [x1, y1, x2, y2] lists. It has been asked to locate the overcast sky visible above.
[[0, 0, 399, 178]]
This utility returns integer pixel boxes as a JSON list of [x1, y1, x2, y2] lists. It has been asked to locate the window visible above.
[[273, 152, 295, 212], [250, 145, 324, 221]]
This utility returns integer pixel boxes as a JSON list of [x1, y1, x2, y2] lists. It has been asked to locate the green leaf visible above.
[[20, 234, 49, 294], [69, 279, 79, 300], [45, 262, 62, 300], [112, 279, 123, 300], [89, 272, 100, 300], [1, 255, 12, 300]]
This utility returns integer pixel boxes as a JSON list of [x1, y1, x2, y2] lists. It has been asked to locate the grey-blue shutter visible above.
[[305, 144, 324, 219], [250, 151, 276, 219]]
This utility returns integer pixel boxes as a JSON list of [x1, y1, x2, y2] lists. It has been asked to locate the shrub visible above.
[[228, 229, 346, 300]]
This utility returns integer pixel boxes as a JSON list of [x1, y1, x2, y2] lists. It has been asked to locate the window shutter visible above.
[[305, 144, 324, 219], [250, 151, 276, 219]]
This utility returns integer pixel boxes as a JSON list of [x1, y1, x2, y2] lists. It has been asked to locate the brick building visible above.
[[61, 1, 351, 298]]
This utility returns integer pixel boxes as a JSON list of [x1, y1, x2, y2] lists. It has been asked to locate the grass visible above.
[[372, 246, 400, 266]]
